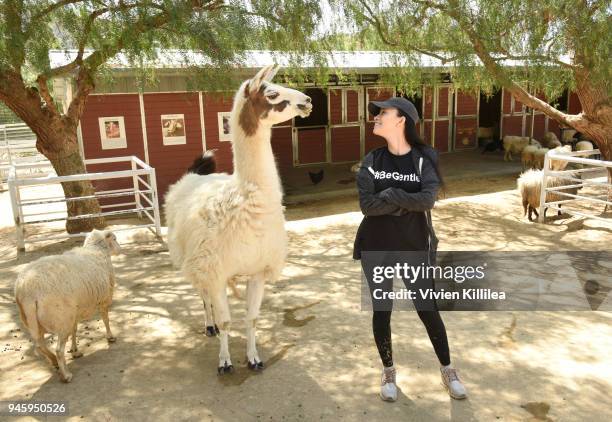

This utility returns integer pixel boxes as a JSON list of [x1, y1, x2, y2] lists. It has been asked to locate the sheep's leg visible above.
[[200, 288, 218, 337], [245, 276, 265, 371], [69, 322, 83, 358], [100, 307, 116, 343], [35, 332, 58, 369], [211, 288, 233, 374], [56, 334, 72, 383]]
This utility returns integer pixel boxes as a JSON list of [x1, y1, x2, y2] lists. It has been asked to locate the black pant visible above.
[[361, 254, 451, 367]]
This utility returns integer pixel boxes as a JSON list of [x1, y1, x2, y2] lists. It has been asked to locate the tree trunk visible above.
[[39, 134, 106, 234]]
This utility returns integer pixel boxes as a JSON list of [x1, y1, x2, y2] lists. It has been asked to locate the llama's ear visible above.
[[263, 64, 280, 81], [248, 65, 275, 93]]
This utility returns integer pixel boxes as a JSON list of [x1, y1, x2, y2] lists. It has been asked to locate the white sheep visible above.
[[503, 136, 530, 161], [542, 132, 559, 148], [14, 229, 121, 382], [575, 140, 594, 153], [517, 169, 579, 221], [548, 145, 572, 171], [521, 145, 540, 169], [532, 148, 550, 169]]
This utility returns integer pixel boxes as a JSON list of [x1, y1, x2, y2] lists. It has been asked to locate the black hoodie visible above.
[[353, 145, 440, 263]]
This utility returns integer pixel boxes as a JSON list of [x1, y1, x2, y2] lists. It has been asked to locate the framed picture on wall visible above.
[[98, 116, 127, 149], [217, 112, 232, 142], [161, 114, 187, 145]]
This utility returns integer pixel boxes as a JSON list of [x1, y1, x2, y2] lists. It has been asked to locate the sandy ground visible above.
[[0, 174, 611, 422]]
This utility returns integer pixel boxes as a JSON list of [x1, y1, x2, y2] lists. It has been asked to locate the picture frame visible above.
[[161, 114, 187, 146], [217, 112, 232, 142], [98, 116, 127, 149]]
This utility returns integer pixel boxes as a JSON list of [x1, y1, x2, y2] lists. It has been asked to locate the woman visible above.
[[353, 97, 467, 401]]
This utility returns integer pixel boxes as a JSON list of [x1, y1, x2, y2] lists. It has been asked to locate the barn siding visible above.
[[80, 94, 145, 204], [202, 92, 235, 173], [142, 92, 202, 200]]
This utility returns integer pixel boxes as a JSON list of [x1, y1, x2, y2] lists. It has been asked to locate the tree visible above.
[[339, 0, 611, 163], [0, 0, 322, 233]]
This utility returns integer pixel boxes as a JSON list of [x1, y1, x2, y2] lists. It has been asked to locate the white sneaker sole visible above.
[[441, 381, 467, 400], [380, 392, 397, 402]]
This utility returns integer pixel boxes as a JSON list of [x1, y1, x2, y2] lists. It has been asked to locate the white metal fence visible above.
[[538, 149, 611, 223], [7, 156, 162, 251], [1, 123, 48, 186]]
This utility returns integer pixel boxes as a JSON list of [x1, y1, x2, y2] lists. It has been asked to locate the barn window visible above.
[[294, 88, 328, 127]]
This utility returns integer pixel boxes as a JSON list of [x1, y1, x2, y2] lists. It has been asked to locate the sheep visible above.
[[503, 136, 530, 161], [542, 132, 560, 148], [548, 145, 572, 171], [575, 140, 594, 153], [14, 229, 121, 382], [517, 169, 579, 221], [521, 145, 540, 169], [532, 148, 550, 169]]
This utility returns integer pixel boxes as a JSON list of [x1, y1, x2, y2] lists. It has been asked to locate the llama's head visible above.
[[235, 65, 312, 136]]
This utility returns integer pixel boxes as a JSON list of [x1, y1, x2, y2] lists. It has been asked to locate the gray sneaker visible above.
[[380, 366, 398, 402], [441, 366, 467, 399]]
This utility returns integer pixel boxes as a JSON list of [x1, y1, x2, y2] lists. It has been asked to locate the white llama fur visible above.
[[164, 65, 312, 373], [14, 229, 121, 383]]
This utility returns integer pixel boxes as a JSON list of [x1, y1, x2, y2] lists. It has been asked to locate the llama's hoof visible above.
[[107, 336, 117, 343], [247, 359, 264, 371], [70, 350, 83, 358], [205, 326, 217, 337], [215, 324, 220, 334], [217, 362, 234, 375], [60, 372, 73, 383]]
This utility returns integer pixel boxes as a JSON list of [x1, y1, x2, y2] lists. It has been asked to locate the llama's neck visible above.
[[231, 126, 283, 203]]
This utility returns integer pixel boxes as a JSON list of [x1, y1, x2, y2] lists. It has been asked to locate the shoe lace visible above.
[[444, 368, 459, 383], [383, 367, 396, 385]]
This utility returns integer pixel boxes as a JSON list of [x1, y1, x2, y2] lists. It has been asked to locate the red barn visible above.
[[50, 50, 582, 200]]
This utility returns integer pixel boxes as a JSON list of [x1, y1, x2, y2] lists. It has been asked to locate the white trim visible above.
[[198, 91, 207, 152], [77, 121, 85, 159], [138, 93, 150, 163]]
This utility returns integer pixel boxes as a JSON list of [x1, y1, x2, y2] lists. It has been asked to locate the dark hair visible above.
[[396, 109, 446, 193]]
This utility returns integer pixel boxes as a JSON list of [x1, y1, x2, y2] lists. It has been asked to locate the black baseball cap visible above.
[[368, 97, 420, 125]]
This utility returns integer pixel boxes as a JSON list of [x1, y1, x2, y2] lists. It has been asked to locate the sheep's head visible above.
[[84, 229, 122, 255], [236, 64, 312, 136]]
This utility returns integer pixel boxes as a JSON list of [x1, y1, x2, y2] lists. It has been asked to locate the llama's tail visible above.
[[187, 149, 217, 175]]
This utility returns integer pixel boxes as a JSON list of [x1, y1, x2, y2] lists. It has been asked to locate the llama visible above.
[[164, 65, 312, 374]]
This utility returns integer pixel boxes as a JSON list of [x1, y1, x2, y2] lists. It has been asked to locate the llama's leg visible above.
[[69, 321, 83, 358], [200, 288, 218, 337], [246, 275, 266, 371], [56, 333, 72, 382], [100, 307, 116, 343], [211, 287, 233, 374]]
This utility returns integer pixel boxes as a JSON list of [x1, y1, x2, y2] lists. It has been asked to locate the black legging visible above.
[[362, 257, 451, 368]]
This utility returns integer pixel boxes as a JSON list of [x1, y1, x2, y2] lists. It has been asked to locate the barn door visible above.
[[453, 89, 479, 150], [329, 87, 363, 163], [434, 84, 452, 153]]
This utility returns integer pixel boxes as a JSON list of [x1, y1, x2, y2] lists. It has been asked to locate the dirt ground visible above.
[[0, 173, 611, 422]]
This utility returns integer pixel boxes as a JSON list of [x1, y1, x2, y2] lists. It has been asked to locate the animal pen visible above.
[[7, 155, 162, 251], [0, 123, 46, 187], [538, 149, 612, 222]]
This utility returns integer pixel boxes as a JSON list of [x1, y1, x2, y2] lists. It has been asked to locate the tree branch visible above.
[[36, 75, 60, 117], [31, 0, 86, 21]]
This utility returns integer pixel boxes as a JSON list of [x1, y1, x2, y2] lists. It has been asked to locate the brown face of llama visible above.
[[238, 65, 312, 136]]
